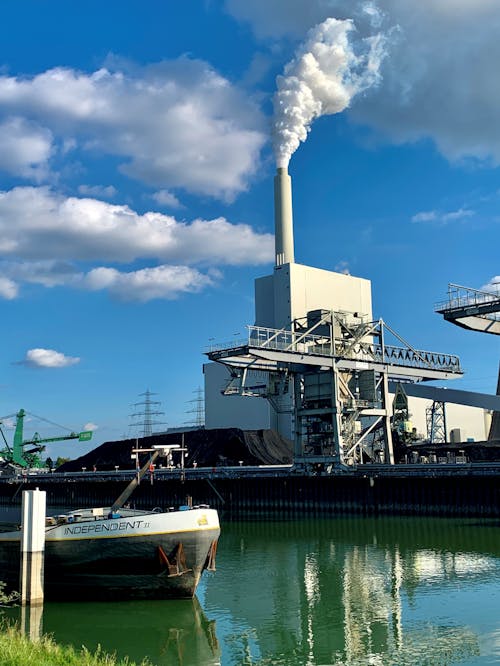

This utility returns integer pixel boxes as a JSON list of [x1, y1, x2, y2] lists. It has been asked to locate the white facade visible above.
[[255, 263, 372, 329], [205, 262, 373, 435], [406, 398, 489, 443]]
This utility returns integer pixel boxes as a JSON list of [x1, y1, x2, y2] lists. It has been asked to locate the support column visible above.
[[331, 366, 344, 465], [20, 488, 46, 606], [293, 374, 303, 461], [382, 373, 395, 465]]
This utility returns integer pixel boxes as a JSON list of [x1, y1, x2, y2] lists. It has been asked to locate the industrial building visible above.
[[204, 167, 499, 468]]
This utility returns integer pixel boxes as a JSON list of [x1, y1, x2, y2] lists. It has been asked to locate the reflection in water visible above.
[[6, 596, 220, 666], [1, 515, 499, 665], [201, 517, 499, 665], [20, 603, 43, 642], [338, 545, 479, 665]]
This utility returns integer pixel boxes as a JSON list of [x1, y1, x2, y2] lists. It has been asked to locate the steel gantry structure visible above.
[[206, 309, 463, 469], [435, 283, 500, 335]]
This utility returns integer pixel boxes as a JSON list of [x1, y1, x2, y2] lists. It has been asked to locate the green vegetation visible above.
[[0, 623, 151, 666], [0, 582, 19, 606]]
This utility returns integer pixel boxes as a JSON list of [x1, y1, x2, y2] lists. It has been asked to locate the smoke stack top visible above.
[[272, 17, 386, 168]]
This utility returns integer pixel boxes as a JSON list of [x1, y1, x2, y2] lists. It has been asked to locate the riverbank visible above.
[[0, 622, 149, 666], [1, 463, 500, 518]]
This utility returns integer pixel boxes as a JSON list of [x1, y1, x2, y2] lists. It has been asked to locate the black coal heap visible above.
[[58, 428, 293, 472]]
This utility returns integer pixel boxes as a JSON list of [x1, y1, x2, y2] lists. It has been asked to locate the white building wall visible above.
[[288, 263, 373, 324], [255, 263, 373, 329], [405, 398, 488, 442]]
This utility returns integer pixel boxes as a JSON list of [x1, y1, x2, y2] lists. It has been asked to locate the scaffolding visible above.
[[206, 310, 463, 468], [426, 401, 447, 444]]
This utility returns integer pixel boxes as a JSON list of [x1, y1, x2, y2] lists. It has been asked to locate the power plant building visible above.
[[205, 167, 373, 439], [204, 167, 491, 449]]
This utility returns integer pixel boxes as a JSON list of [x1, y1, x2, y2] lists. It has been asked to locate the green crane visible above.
[[0, 409, 92, 469]]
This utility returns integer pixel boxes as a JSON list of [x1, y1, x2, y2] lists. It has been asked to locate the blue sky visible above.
[[0, 0, 498, 459]]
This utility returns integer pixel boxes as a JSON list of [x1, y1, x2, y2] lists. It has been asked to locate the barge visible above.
[[0, 504, 220, 600]]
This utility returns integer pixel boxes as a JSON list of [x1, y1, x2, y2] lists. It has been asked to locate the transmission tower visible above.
[[129, 390, 166, 437], [426, 401, 447, 444], [184, 387, 205, 428]]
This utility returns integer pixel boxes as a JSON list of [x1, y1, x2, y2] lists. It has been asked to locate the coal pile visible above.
[[58, 428, 293, 472]]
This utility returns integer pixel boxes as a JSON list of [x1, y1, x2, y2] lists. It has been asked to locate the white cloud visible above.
[[0, 276, 18, 299], [334, 260, 350, 274], [22, 348, 80, 368], [226, 0, 329, 39], [226, 0, 500, 165], [83, 422, 98, 432], [0, 59, 266, 199], [151, 190, 184, 209], [0, 187, 273, 265], [412, 208, 474, 224], [412, 210, 437, 223], [83, 265, 214, 302], [442, 208, 474, 222], [482, 276, 500, 293], [0, 117, 53, 180], [78, 184, 116, 198], [0, 187, 273, 301], [0, 259, 215, 301], [0, 260, 79, 287]]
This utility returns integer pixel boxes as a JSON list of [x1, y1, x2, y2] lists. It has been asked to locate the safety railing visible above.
[[237, 325, 461, 373], [435, 283, 500, 315]]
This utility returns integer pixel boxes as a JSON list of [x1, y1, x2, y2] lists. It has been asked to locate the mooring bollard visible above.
[[20, 488, 46, 605]]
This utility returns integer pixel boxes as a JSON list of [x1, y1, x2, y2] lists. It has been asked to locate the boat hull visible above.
[[0, 507, 220, 600]]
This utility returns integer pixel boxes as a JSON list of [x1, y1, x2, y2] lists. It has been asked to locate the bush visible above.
[[0, 582, 19, 607]]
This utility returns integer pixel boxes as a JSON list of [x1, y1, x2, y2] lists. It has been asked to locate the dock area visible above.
[[1, 464, 499, 518]]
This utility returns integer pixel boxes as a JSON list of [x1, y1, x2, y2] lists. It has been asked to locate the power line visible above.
[[129, 389, 167, 437]]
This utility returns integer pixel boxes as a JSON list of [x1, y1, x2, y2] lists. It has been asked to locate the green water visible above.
[[3, 516, 500, 665]]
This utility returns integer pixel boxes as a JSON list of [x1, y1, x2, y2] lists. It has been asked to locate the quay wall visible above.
[[0, 465, 499, 518]]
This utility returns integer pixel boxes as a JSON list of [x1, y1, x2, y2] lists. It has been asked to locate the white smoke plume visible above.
[[272, 17, 386, 168]]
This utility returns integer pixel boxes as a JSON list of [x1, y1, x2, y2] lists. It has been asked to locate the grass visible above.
[[0, 622, 151, 666]]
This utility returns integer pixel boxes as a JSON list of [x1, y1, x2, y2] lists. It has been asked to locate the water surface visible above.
[[2, 515, 500, 665]]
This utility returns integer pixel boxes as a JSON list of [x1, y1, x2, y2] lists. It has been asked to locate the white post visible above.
[[21, 603, 44, 641], [20, 488, 46, 605]]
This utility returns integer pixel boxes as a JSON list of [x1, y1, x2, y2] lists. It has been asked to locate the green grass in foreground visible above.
[[0, 623, 151, 666]]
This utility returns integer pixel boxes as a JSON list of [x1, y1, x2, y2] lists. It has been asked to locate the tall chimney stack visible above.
[[274, 167, 295, 266]]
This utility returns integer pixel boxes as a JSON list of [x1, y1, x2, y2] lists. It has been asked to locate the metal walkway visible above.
[[435, 283, 500, 335], [206, 312, 463, 468], [208, 319, 462, 382]]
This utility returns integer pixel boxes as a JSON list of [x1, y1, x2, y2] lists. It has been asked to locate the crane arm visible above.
[[22, 431, 92, 446], [110, 450, 161, 513]]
